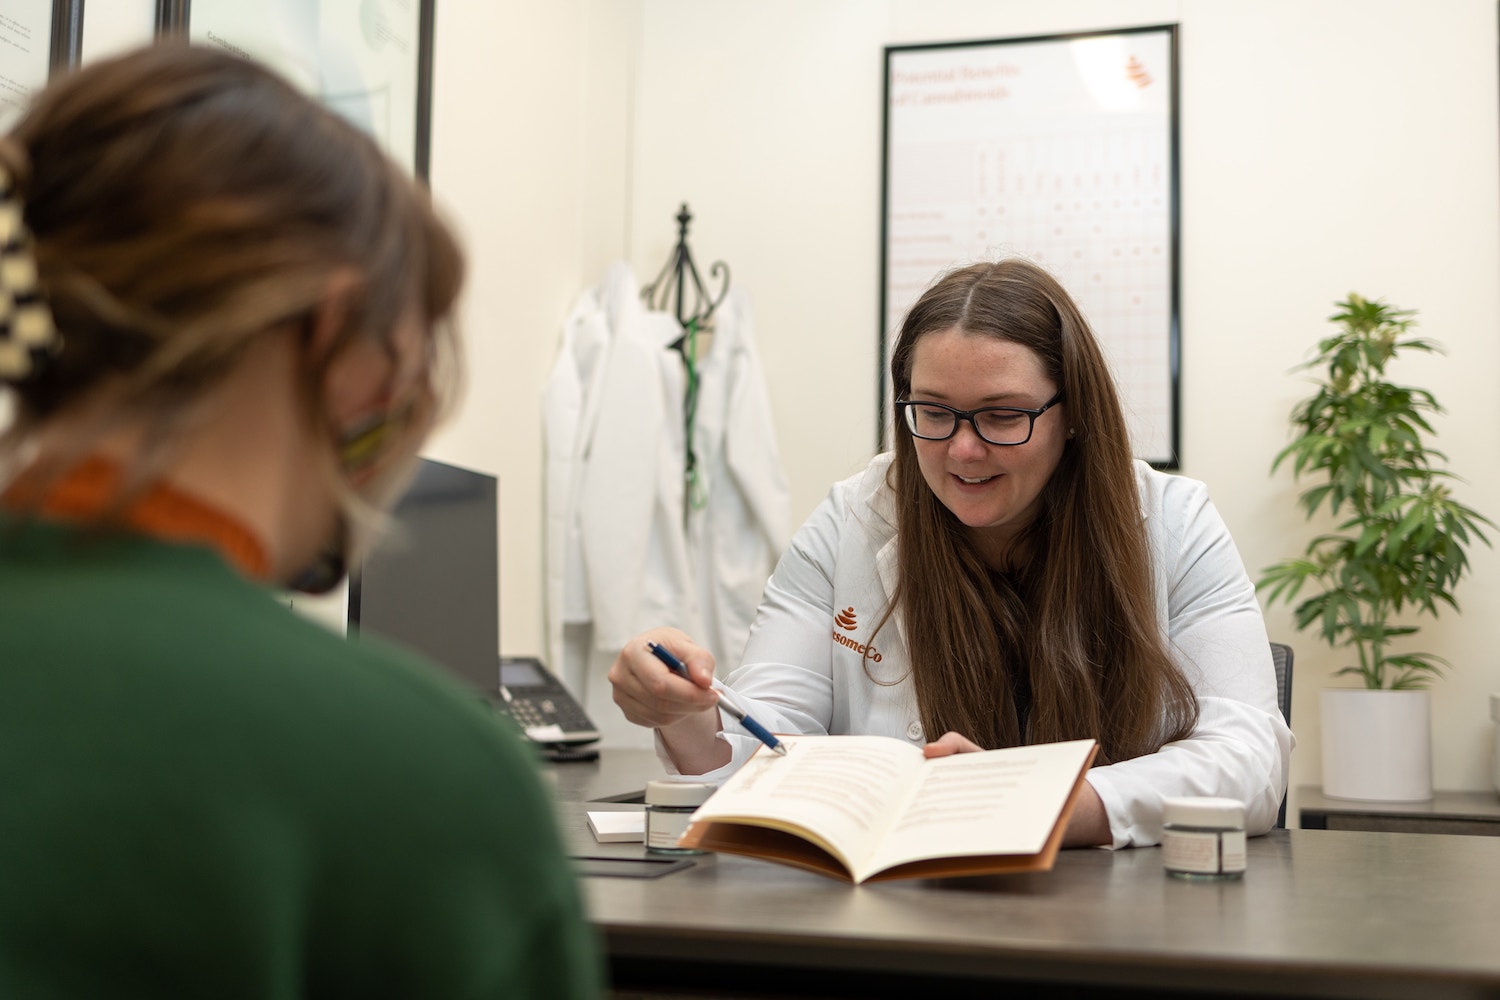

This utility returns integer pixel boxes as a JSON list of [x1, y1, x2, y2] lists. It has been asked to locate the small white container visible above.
[[644, 781, 716, 855], [1161, 796, 1246, 880]]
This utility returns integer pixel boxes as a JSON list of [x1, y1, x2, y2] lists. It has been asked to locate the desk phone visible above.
[[496, 656, 599, 746]]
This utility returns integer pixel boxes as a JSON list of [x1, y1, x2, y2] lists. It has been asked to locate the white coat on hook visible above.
[[543, 263, 702, 748], [543, 268, 792, 749], [542, 285, 609, 682], [686, 287, 791, 674]]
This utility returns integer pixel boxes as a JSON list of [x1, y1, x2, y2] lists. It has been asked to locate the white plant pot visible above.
[[1320, 689, 1432, 802], [1490, 693, 1500, 798]]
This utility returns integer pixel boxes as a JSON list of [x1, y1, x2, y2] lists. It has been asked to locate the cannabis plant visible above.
[[1257, 294, 1492, 689]]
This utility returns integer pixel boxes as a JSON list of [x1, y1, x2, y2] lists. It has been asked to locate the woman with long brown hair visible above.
[[0, 45, 599, 995], [610, 258, 1290, 847]]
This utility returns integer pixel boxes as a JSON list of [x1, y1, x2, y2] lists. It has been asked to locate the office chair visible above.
[[1269, 642, 1294, 828]]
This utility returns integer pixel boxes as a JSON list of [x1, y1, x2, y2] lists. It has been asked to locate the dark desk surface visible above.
[[537, 747, 660, 804], [547, 752, 1500, 1000], [1299, 785, 1500, 836]]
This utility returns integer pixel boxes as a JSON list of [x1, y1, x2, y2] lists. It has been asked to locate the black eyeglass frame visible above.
[[896, 390, 1066, 447]]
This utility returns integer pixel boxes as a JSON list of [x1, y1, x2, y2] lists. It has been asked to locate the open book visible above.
[[678, 735, 1098, 883]]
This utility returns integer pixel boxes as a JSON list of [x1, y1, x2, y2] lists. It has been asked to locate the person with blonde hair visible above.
[[0, 44, 599, 997], [610, 258, 1291, 848]]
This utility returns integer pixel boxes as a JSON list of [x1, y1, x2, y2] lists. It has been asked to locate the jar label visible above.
[[646, 809, 694, 849], [1162, 828, 1246, 875], [1219, 830, 1246, 871]]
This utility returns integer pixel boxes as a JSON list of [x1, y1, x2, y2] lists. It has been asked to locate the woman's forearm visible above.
[[658, 707, 733, 774], [1062, 781, 1112, 847]]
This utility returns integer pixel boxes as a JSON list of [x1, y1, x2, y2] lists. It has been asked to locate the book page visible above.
[[865, 738, 1097, 877], [688, 736, 925, 872]]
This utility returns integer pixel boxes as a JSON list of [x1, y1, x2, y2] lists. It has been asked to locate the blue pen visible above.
[[646, 642, 788, 757]]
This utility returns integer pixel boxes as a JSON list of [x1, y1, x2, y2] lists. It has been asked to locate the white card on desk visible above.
[[587, 810, 645, 843]]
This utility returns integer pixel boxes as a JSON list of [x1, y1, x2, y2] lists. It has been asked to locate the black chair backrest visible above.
[[1269, 642, 1293, 727], [1268, 642, 1294, 828]]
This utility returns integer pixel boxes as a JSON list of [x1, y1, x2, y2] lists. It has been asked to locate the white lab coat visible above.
[[661, 453, 1294, 848], [686, 288, 791, 673], [543, 266, 789, 748]]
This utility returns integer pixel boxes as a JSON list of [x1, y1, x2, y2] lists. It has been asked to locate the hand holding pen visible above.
[[646, 642, 788, 757]]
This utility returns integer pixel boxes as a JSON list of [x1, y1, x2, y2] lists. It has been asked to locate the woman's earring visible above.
[[1068, 428, 1076, 438]]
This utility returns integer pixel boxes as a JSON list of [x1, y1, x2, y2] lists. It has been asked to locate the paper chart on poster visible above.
[[0, 0, 54, 132], [883, 28, 1178, 466]]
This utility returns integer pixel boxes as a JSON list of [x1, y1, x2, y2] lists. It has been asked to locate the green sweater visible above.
[[0, 518, 601, 998]]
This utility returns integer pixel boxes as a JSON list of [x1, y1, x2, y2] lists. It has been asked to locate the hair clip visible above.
[[0, 164, 61, 383]]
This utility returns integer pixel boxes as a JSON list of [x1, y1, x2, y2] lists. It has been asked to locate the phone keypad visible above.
[[509, 694, 594, 733]]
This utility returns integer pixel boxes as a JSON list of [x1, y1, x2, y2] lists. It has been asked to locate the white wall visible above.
[[432, 0, 1500, 803], [425, 0, 637, 667], [1170, 0, 1500, 803], [632, 0, 894, 511]]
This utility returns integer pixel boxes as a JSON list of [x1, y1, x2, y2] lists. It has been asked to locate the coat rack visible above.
[[641, 204, 730, 518], [641, 203, 731, 350]]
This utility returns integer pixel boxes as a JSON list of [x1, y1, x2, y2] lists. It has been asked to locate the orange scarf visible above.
[[2, 457, 271, 580]]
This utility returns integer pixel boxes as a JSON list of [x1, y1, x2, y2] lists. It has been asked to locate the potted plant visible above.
[[1258, 294, 1492, 802]]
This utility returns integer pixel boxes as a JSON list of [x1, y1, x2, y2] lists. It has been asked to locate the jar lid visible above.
[[645, 780, 717, 807], [1162, 796, 1245, 828]]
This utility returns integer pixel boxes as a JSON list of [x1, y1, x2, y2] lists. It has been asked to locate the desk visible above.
[[547, 752, 1500, 1000], [537, 747, 659, 804], [1298, 785, 1500, 837]]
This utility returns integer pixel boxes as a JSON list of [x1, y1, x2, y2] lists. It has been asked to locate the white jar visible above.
[[1161, 796, 1246, 880], [644, 781, 716, 855]]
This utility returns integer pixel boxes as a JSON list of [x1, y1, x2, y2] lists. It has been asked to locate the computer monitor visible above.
[[347, 457, 500, 693]]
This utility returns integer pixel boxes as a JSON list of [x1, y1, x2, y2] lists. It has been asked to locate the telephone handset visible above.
[[496, 656, 599, 747]]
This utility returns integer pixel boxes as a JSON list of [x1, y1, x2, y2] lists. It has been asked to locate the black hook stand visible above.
[[641, 203, 730, 350], [641, 204, 730, 522]]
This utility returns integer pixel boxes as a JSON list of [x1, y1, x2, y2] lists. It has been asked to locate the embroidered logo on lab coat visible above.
[[831, 607, 882, 662]]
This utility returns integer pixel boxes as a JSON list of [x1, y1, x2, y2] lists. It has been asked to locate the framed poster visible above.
[[881, 25, 1180, 467], [171, 0, 435, 179], [6, 2, 433, 180]]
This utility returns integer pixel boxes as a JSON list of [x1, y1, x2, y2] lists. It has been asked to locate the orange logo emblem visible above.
[[1125, 55, 1153, 89], [835, 607, 858, 631]]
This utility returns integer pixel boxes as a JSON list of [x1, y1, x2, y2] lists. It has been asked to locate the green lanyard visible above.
[[682, 319, 708, 516]]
